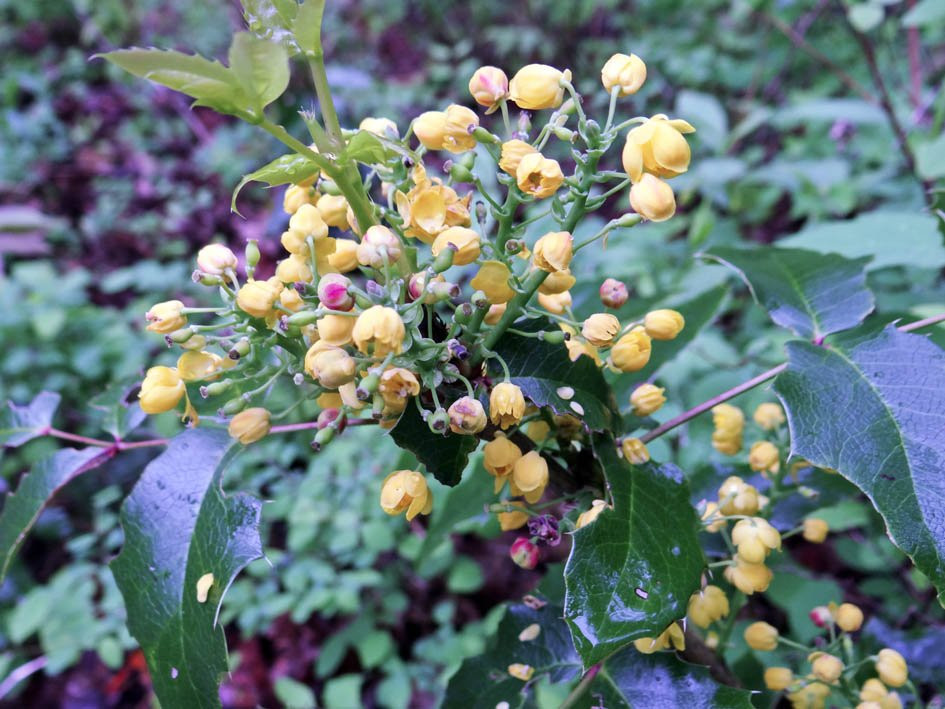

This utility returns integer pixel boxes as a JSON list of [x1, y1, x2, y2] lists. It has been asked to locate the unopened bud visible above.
[[453, 302, 473, 325], [222, 397, 247, 416], [311, 425, 335, 451], [317, 408, 346, 432], [599, 278, 629, 308], [317, 274, 354, 311], [202, 380, 233, 398], [510, 537, 540, 569], [540, 330, 566, 344], [429, 280, 460, 301], [583, 119, 601, 145], [193, 270, 223, 286], [459, 152, 476, 170], [517, 111, 532, 134], [553, 126, 575, 142], [357, 373, 380, 400], [229, 338, 251, 360], [449, 163, 474, 182], [475, 201, 488, 224], [287, 309, 319, 326], [470, 290, 490, 309], [168, 328, 195, 344], [428, 408, 450, 434], [245, 239, 260, 272], [432, 244, 455, 273], [505, 239, 524, 255]]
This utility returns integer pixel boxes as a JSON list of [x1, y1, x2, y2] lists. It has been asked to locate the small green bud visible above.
[[229, 338, 251, 360], [357, 373, 380, 400], [202, 380, 233, 398], [167, 328, 194, 344], [505, 239, 524, 255], [449, 163, 474, 182], [459, 152, 476, 170], [311, 425, 335, 451], [453, 302, 473, 325], [320, 180, 342, 195], [222, 397, 247, 415], [428, 408, 450, 435], [245, 239, 260, 269], [287, 309, 320, 326], [193, 270, 223, 286], [472, 126, 499, 144], [432, 245, 455, 273], [583, 119, 601, 145], [540, 330, 567, 344], [470, 290, 490, 309]]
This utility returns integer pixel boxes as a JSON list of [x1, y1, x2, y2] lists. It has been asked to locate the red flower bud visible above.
[[510, 537, 540, 569]]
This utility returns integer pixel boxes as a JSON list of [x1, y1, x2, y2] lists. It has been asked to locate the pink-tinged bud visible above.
[[407, 272, 427, 301], [600, 278, 629, 308], [810, 606, 833, 628], [510, 537, 540, 569], [317, 274, 354, 311], [317, 407, 346, 432]]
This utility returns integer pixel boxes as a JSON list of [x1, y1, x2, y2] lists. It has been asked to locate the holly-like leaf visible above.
[[98, 48, 250, 117], [110, 429, 262, 708], [589, 649, 754, 708], [0, 446, 111, 580], [703, 246, 873, 340], [231, 153, 327, 212], [495, 325, 620, 432], [344, 130, 388, 166], [0, 391, 61, 447], [228, 32, 290, 110], [564, 435, 704, 666], [774, 326, 945, 604], [390, 404, 478, 486]]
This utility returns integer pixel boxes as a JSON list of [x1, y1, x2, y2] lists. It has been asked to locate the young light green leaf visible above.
[[344, 130, 389, 166], [231, 153, 327, 212], [703, 246, 873, 339], [564, 435, 704, 666], [228, 32, 290, 110], [0, 447, 111, 580], [0, 391, 61, 447], [110, 429, 262, 708], [775, 326, 945, 605], [294, 0, 327, 57]]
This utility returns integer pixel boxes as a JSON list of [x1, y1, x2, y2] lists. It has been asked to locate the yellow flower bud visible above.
[[621, 437, 650, 464], [275, 254, 313, 283], [489, 382, 527, 429], [744, 621, 779, 651], [328, 238, 359, 272], [532, 231, 574, 272], [633, 623, 685, 654], [507, 663, 534, 681], [538, 290, 572, 314], [537, 269, 576, 295], [227, 407, 271, 444], [236, 278, 283, 319], [380, 470, 432, 521], [687, 585, 729, 628], [643, 309, 685, 340], [379, 367, 420, 413], [316, 314, 356, 346], [575, 499, 610, 529], [483, 435, 523, 478], [516, 153, 565, 199], [787, 682, 831, 709], [581, 313, 619, 347], [470, 261, 515, 304], [305, 343, 356, 389], [288, 203, 329, 240], [753, 402, 785, 430], [724, 558, 773, 595], [280, 229, 309, 256], [876, 649, 908, 687], [630, 383, 666, 416], [316, 194, 350, 229], [498, 501, 529, 531], [526, 419, 550, 443], [601, 53, 647, 96], [834, 603, 863, 632], [717, 475, 759, 516], [509, 64, 571, 110], [352, 305, 406, 357], [448, 396, 487, 435], [139, 366, 185, 414], [442, 104, 479, 153], [280, 287, 304, 312], [468, 66, 509, 112], [283, 184, 319, 215], [499, 139, 538, 176], [357, 224, 403, 270], [732, 517, 781, 564], [413, 110, 448, 150], [712, 405, 745, 456], [177, 350, 223, 382], [432, 226, 481, 266], [317, 392, 343, 410], [511, 451, 549, 504], [749, 440, 781, 474], [764, 667, 793, 691], [359, 116, 398, 139], [146, 300, 187, 334], [609, 326, 652, 372], [803, 517, 830, 544], [701, 501, 726, 533], [485, 302, 507, 324], [860, 678, 899, 706], [629, 174, 676, 222], [196, 244, 237, 275], [622, 114, 696, 182], [809, 652, 844, 684]]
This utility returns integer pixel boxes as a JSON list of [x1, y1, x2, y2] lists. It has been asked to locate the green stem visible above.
[[307, 56, 343, 145]]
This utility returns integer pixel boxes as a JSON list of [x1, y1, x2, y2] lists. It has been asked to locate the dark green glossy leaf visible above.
[[228, 32, 290, 110], [704, 246, 873, 339], [0, 391, 61, 447], [564, 435, 704, 666], [420, 455, 495, 556], [344, 130, 388, 165], [590, 649, 754, 708], [390, 404, 478, 486], [495, 326, 620, 432], [774, 326, 945, 604], [231, 153, 327, 212], [111, 429, 262, 708], [0, 446, 110, 580]]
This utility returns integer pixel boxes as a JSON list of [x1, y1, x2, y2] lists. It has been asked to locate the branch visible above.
[[680, 629, 741, 687]]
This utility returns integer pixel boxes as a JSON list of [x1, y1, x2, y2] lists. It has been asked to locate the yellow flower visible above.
[[196, 244, 238, 275], [177, 350, 224, 382], [283, 184, 319, 215], [833, 603, 863, 633], [498, 501, 529, 531], [327, 238, 359, 272], [787, 682, 831, 709], [609, 326, 652, 372], [581, 313, 619, 347], [510, 451, 549, 503], [275, 254, 314, 283], [145, 300, 187, 334], [468, 66, 509, 111], [801, 518, 829, 545], [717, 475, 759, 516], [359, 116, 398, 139], [432, 226, 481, 266], [380, 470, 432, 521], [395, 164, 472, 244], [629, 174, 676, 222], [288, 203, 329, 240], [532, 231, 573, 272], [499, 139, 538, 176], [483, 435, 523, 478], [379, 367, 421, 414], [516, 152, 565, 199], [575, 499, 609, 529], [749, 440, 781, 474], [413, 110, 448, 150], [357, 225, 403, 269], [485, 302, 507, 324], [764, 667, 794, 691], [744, 621, 779, 651], [601, 52, 647, 96], [810, 653, 844, 684], [448, 396, 487, 434], [630, 383, 666, 416], [753, 402, 785, 430], [538, 290, 571, 314], [860, 678, 902, 708], [489, 382, 526, 429], [732, 517, 781, 563], [622, 114, 696, 182], [724, 558, 773, 595], [304, 343, 356, 389], [316, 194, 350, 229], [644, 309, 685, 340], [227, 407, 271, 444], [876, 648, 908, 687], [470, 261, 515, 303], [316, 314, 356, 346], [352, 305, 406, 357], [622, 437, 650, 464], [507, 663, 534, 681], [633, 623, 685, 654], [712, 405, 745, 456], [317, 392, 343, 409], [509, 64, 571, 110], [537, 269, 576, 295], [139, 366, 185, 414], [236, 278, 283, 319], [687, 585, 729, 628], [442, 104, 480, 153]]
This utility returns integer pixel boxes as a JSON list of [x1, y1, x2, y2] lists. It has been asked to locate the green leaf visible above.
[[274, 677, 316, 709], [903, 0, 945, 26], [89, 379, 146, 440], [589, 649, 754, 708], [228, 32, 290, 110], [344, 130, 388, 165], [98, 48, 249, 117], [0, 391, 60, 447], [495, 324, 620, 432], [564, 435, 704, 666], [420, 455, 495, 555], [390, 403, 478, 486], [916, 133, 945, 181], [778, 212, 945, 271], [0, 447, 110, 580], [242, 0, 300, 43], [703, 246, 873, 339], [675, 90, 728, 151], [774, 326, 945, 604], [231, 153, 326, 212], [110, 429, 262, 708], [294, 0, 327, 57]]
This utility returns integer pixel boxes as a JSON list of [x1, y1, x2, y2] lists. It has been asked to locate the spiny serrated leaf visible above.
[[389, 403, 478, 486], [110, 429, 262, 708], [495, 324, 620, 432], [564, 435, 704, 666], [231, 153, 327, 212], [774, 326, 945, 605], [703, 246, 873, 339], [228, 32, 290, 110], [590, 649, 754, 708], [0, 447, 111, 580], [0, 391, 61, 447]]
